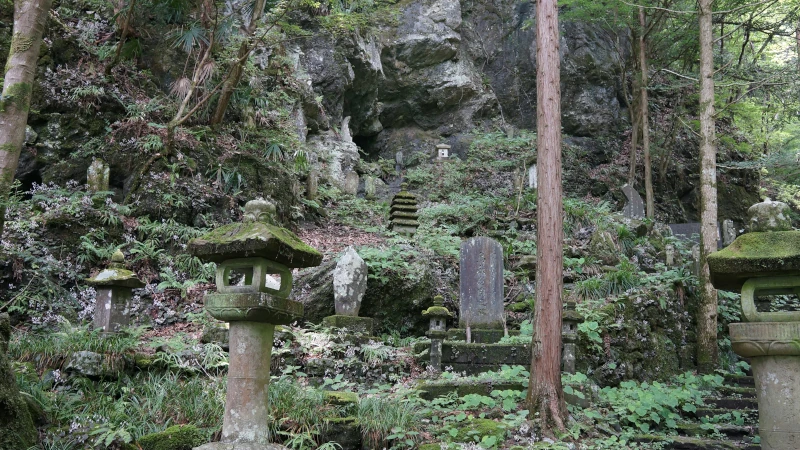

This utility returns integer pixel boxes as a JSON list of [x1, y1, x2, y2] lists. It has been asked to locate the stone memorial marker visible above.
[[324, 247, 374, 335], [343, 171, 359, 195], [307, 170, 319, 200], [365, 176, 377, 200], [332, 247, 367, 316], [87, 249, 144, 333], [436, 143, 450, 159], [189, 199, 322, 448], [87, 158, 109, 194], [748, 198, 791, 232], [722, 219, 736, 247], [459, 237, 505, 330], [621, 184, 644, 219], [528, 165, 537, 189], [665, 244, 675, 266]]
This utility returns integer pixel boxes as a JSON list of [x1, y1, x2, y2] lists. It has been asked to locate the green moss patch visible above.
[[708, 231, 800, 291], [137, 424, 205, 450]]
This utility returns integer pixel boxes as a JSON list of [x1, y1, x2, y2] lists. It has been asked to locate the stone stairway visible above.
[[636, 372, 761, 449]]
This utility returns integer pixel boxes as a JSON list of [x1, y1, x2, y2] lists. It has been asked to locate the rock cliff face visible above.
[[299, 0, 627, 165]]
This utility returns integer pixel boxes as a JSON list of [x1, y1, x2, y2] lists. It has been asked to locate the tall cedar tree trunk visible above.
[[210, 0, 267, 125], [0, 0, 53, 236], [697, 0, 719, 373], [526, 0, 567, 433], [639, 6, 654, 219], [628, 24, 641, 186]]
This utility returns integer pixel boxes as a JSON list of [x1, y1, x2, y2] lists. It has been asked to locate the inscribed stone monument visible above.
[[87, 249, 145, 333], [621, 184, 644, 219], [332, 247, 368, 316], [459, 237, 505, 330], [722, 219, 736, 247], [307, 170, 319, 200], [528, 165, 537, 189]]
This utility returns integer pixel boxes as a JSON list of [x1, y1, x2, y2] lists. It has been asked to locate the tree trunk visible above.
[[526, 0, 566, 434], [639, 6, 654, 219], [0, 0, 53, 236], [697, 0, 719, 373], [628, 24, 641, 186], [209, 0, 267, 125], [796, 24, 800, 70]]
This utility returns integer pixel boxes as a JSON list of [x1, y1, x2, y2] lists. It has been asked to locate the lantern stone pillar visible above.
[[189, 199, 322, 449], [561, 302, 583, 374], [708, 199, 800, 450], [423, 296, 452, 373], [86, 250, 144, 334]]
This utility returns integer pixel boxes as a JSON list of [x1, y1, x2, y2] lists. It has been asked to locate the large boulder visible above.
[[0, 313, 38, 450], [295, 247, 436, 335]]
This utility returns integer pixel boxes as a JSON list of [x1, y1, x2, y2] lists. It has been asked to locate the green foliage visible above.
[[586, 372, 724, 433], [358, 396, 420, 449]]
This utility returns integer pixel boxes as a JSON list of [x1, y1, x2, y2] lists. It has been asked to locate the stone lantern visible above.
[[422, 295, 452, 372], [87, 249, 144, 334], [707, 199, 800, 450], [189, 199, 322, 448], [561, 301, 583, 374]]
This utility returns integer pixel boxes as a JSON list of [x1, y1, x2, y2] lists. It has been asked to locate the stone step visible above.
[[634, 435, 758, 449], [704, 397, 758, 410], [694, 408, 759, 421], [716, 386, 756, 398], [724, 374, 755, 388], [677, 423, 759, 439]]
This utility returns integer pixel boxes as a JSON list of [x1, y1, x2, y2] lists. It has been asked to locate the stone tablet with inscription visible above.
[[459, 237, 505, 329], [622, 184, 644, 219]]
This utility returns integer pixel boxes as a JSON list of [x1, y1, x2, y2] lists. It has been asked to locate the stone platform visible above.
[[414, 341, 530, 374]]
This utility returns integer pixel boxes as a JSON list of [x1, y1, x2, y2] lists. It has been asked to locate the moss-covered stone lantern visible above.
[[86, 249, 144, 334], [423, 295, 452, 372], [562, 301, 583, 374], [189, 199, 322, 448], [707, 199, 800, 450]]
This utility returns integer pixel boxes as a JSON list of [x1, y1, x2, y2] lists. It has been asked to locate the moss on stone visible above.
[[422, 306, 452, 317], [137, 424, 205, 450], [324, 390, 359, 406], [419, 444, 443, 450], [708, 231, 800, 291], [189, 221, 322, 267]]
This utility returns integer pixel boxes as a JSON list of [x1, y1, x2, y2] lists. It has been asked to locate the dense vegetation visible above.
[[1, 0, 800, 448]]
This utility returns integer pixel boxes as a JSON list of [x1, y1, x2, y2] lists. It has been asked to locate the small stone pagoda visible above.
[[708, 199, 800, 450], [388, 183, 419, 236], [189, 199, 322, 449], [87, 249, 144, 333]]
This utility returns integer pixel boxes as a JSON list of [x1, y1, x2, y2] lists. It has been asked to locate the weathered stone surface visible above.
[[306, 170, 319, 200], [459, 237, 505, 329], [306, 133, 361, 190], [739, 277, 800, 323], [204, 292, 303, 324], [86, 250, 146, 289], [364, 175, 377, 199], [722, 219, 737, 247], [708, 231, 800, 292], [64, 351, 125, 378], [622, 184, 644, 219], [139, 424, 205, 450], [0, 313, 37, 449], [189, 212, 322, 268], [322, 315, 374, 335], [388, 184, 419, 236], [751, 355, 800, 450], [332, 247, 368, 316], [528, 164, 537, 189], [748, 199, 792, 232], [342, 171, 359, 195], [194, 443, 289, 450], [88, 250, 143, 333], [87, 158, 109, 193]]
